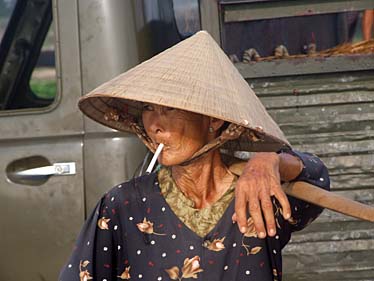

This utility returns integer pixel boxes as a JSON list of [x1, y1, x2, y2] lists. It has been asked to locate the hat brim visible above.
[[79, 94, 291, 154]]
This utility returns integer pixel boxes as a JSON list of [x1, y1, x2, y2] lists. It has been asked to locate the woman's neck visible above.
[[171, 151, 234, 209]]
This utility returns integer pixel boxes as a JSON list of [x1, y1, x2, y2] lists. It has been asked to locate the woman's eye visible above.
[[165, 107, 175, 111], [143, 104, 153, 111]]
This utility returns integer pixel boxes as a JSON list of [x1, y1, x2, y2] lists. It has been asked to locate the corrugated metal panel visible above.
[[249, 71, 374, 281]]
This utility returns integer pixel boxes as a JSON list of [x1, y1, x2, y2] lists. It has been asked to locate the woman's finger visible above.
[[273, 186, 291, 219], [260, 194, 276, 236], [248, 197, 266, 238], [232, 212, 237, 222], [234, 189, 249, 233]]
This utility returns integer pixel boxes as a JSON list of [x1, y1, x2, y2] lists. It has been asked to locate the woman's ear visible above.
[[209, 118, 225, 132]]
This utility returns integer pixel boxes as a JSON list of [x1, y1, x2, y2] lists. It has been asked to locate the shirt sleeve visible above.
[[59, 192, 125, 281], [274, 150, 330, 249], [284, 150, 331, 232]]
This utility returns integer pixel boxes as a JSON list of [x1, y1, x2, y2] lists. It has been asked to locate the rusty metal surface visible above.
[[248, 71, 374, 280], [237, 55, 374, 78], [223, 0, 374, 23]]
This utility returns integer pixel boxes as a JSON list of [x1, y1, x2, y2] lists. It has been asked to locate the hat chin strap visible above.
[[134, 123, 246, 167]]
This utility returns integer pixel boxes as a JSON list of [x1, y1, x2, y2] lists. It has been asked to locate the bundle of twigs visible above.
[[319, 39, 374, 55], [241, 39, 374, 63]]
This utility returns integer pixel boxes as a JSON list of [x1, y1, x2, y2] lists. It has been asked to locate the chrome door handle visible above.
[[15, 162, 76, 176]]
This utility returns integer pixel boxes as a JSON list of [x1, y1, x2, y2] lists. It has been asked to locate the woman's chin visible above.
[[157, 154, 186, 167]]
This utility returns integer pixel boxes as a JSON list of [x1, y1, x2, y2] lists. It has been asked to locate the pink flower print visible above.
[[118, 266, 131, 279], [79, 260, 93, 281], [137, 218, 165, 235], [166, 256, 204, 280], [204, 237, 226, 252], [97, 217, 110, 230]]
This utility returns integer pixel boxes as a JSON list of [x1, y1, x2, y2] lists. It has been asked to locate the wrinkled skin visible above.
[[232, 152, 291, 238], [142, 103, 293, 237], [142, 103, 214, 166]]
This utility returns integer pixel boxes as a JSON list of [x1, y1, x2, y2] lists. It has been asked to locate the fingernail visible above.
[[259, 232, 266, 238], [285, 213, 291, 219], [240, 227, 247, 233], [269, 229, 275, 236]]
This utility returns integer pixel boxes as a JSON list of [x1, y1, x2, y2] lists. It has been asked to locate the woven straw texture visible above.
[[79, 31, 290, 153]]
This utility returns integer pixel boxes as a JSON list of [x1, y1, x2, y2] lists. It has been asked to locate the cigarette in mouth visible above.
[[146, 143, 164, 174]]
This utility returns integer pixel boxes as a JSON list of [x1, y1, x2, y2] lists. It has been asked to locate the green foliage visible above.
[[30, 79, 57, 99]]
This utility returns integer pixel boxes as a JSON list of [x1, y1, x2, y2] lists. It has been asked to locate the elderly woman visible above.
[[59, 31, 329, 281]]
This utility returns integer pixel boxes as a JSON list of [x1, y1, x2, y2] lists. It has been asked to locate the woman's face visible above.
[[142, 103, 211, 166]]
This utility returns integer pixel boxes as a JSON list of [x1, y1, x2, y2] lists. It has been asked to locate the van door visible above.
[[0, 0, 85, 280]]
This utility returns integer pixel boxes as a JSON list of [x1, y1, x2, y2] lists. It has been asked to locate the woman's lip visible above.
[[160, 144, 169, 150], [153, 142, 169, 151], [155, 142, 168, 147]]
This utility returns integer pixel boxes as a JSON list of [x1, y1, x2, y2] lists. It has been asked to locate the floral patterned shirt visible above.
[[59, 151, 330, 281]]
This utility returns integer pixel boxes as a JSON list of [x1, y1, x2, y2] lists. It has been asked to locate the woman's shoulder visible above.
[[100, 172, 158, 207]]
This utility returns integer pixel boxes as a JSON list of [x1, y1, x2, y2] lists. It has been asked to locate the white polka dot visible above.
[[273, 249, 277, 254], [232, 243, 237, 247], [320, 177, 324, 182], [111, 197, 115, 202], [157, 277, 162, 281], [103, 247, 108, 251], [114, 225, 118, 230], [142, 197, 147, 202], [245, 270, 251, 275], [137, 250, 141, 255], [68, 264, 72, 268], [118, 184, 122, 188], [189, 245, 194, 250], [161, 207, 166, 212], [150, 240, 156, 245], [117, 245, 121, 250], [275, 235, 279, 240], [87, 241, 90, 246], [224, 265, 228, 271], [103, 279, 107, 281], [138, 274, 143, 278], [129, 216, 134, 221], [294, 206, 298, 211], [171, 234, 176, 239], [161, 252, 167, 258]]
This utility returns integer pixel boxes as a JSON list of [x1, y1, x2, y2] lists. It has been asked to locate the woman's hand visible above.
[[233, 152, 293, 238]]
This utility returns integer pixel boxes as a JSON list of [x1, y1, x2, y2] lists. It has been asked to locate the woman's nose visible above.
[[145, 111, 165, 134]]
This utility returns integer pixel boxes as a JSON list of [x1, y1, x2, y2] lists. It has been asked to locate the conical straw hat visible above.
[[79, 31, 290, 157]]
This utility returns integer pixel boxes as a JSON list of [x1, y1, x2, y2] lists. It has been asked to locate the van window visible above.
[[29, 25, 56, 101], [173, 0, 200, 38], [0, 0, 16, 40], [135, 0, 201, 60], [0, 0, 57, 111]]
